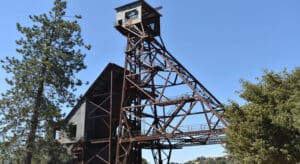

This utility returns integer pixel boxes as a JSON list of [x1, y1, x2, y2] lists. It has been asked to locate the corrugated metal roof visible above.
[[115, 0, 161, 16]]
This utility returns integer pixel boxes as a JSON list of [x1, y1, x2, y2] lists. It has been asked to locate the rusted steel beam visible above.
[[119, 129, 224, 143]]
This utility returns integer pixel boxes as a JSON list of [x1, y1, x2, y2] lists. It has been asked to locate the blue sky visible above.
[[0, 0, 299, 163]]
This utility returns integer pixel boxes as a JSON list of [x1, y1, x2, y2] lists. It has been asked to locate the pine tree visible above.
[[0, 0, 90, 163], [225, 68, 300, 164]]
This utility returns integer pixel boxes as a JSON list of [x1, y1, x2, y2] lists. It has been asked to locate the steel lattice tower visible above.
[[114, 1, 227, 164]]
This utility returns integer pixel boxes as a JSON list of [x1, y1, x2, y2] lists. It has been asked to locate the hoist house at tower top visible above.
[[115, 0, 161, 36], [60, 0, 227, 163]]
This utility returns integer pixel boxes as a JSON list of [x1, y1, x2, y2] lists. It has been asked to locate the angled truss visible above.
[[115, 23, 227, 164]]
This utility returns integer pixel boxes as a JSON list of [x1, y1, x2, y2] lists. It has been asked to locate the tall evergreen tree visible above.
[[225, 68, 300, 164], [0, 0, 90, 163]]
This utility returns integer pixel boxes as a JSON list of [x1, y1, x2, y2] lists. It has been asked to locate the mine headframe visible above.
[[115, 1, 227, 164]]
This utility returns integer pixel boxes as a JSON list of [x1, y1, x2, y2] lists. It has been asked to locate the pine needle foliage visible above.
[[0, 0, 90, 163]]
